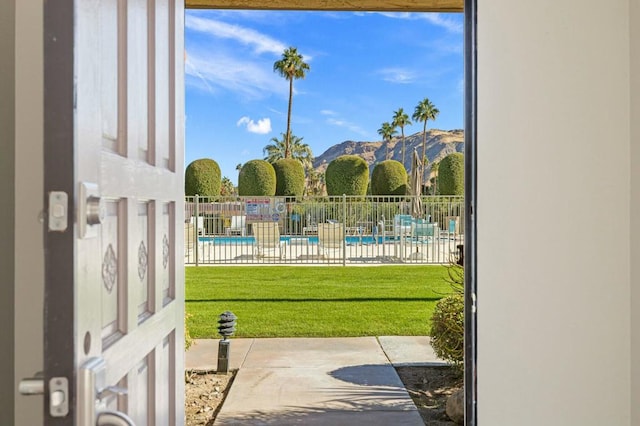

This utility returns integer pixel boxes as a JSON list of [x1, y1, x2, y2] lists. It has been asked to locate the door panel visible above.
[[44, 0, 184, 424]]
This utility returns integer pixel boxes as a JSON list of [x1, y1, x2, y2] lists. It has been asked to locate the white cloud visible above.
[[186, 15, 287, 56], [185, 49, 287, 99], [320, 109, 337, 116], [377, 68, 418, 84], [370, 12, 463, 34], [419, 14, 463, 34], [237, 116, 272, 134], [326, 117, 368, 137]]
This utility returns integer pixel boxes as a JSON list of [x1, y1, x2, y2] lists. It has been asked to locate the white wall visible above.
[[630, 1, 640, 424], [477, 0, 632, 424], [13, 0, 44, 424]]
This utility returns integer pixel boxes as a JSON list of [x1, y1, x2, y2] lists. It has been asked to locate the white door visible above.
[[44, 0, 185, 424]]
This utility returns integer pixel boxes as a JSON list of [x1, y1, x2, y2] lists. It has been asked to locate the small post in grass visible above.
[[217, 311, 237, 374]]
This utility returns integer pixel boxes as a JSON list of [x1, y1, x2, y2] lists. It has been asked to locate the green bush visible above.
[[238, 160, 276, 196], [371, 160, 407, 195], [273, 158, 305, 197], [430, 293, 464, 368], [325, 155, 369, 196], [185, 158, 221, 196], [438, 153, 464, 196]]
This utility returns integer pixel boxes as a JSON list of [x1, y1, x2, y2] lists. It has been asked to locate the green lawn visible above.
[[186, 265, 453, 338]]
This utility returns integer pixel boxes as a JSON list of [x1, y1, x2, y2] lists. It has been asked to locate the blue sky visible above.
[[185, 10, 464, 183]]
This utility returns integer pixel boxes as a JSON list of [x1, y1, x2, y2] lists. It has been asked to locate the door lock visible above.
[[79, 182, 104, 238]]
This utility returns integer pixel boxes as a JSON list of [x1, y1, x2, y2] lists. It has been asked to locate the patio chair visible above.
[[252, 221, 285, 259], [317, 222, 344, 259], [393, 214, 413, 239], [184, 222, 197, 261], [189, 216, 205, 235], [411, 220, 439, 242], [226, 215, 246, 236]]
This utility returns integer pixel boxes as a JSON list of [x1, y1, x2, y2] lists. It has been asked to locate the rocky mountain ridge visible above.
[[313, 129, 464, 174]]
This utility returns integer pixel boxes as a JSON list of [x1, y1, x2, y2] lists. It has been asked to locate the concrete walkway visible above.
[[186, 337, 446, 425]]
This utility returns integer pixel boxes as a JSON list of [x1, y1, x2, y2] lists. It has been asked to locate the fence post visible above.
[[342, 194, 347, 266], [195, 194, 199, 267]]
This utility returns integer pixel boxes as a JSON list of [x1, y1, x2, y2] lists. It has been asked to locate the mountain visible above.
[[312, 129, 464, 175]]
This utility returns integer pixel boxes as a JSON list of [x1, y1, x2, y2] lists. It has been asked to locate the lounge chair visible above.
[[226, 215, 246, 236], [252, 222, 285, 259], [317, 222, 344, 259]]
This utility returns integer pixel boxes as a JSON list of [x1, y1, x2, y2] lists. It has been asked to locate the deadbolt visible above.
[[86, 196, 105, 225]]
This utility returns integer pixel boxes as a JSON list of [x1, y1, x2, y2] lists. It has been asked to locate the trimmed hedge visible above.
[[238, 160, 276, 196], [325, 155, 369, 196], [438, 152, 464, 196], [273, 158, 305, 197], [371, 160, 407, 195], [185, 158, 221, 197]]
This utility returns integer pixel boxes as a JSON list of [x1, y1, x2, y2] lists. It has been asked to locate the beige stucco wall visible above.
[[630, 0, 639, 424], [477, 0, 632, 424], [13, 0, 44, 424]]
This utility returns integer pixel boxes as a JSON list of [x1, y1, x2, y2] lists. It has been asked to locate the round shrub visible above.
[[273, 158, 305, 197], [430, 294, 464, 368], [325, 155, 369, 196], [185, 158, 221, 197], [438, 153, 464, 196], [371, 160, 407, 195], [238, 160, 276, 196]]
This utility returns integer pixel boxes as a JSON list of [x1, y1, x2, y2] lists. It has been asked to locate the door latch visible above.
[[19, 373, 69, 417], [48, 191, 68, 232]]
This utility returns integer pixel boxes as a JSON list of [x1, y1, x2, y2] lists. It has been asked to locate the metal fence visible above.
[[185, 195, 464, 265]]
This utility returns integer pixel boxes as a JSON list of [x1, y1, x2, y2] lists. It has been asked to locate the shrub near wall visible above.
[[185, 158, 221, 196], [438, 153, 464, 196], [273, 158, 305, 197], [371, 160, 408, 195], [238, 159, 276, 196], [325, 155, 369, 196]]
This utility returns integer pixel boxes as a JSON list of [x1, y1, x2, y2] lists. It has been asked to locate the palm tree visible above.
[[392, 108, 412, 167], [412, 98, 440, 186], [273, 47, 310, 158], [377, 122, 398, 160], [263, 132, 314, 170]]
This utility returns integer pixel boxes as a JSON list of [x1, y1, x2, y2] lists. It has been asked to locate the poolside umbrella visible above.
[[410, 149, 423, 218]]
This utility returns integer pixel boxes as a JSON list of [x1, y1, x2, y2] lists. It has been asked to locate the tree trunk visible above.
[[421, 120, 428, 192], [285, 77, 294, 158]]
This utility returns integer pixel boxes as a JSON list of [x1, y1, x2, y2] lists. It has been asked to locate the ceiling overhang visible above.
[[185, 0, 463, 12]]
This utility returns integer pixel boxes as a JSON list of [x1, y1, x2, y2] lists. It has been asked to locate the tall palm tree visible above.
[[273, 47, 310, 159], [263, 132, 314, 170], [377, 122, 398, 160], [412, 97, 440, 186], [392, 108, 412, 167]]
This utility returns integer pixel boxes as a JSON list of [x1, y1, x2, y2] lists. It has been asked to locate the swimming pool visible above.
[[198, 235, 395, 245]]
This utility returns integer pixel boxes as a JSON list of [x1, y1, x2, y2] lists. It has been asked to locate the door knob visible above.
[[96, 410, 136, 426]]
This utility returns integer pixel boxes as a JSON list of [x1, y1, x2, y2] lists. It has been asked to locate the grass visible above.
[[185, 265, 454, 338]]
